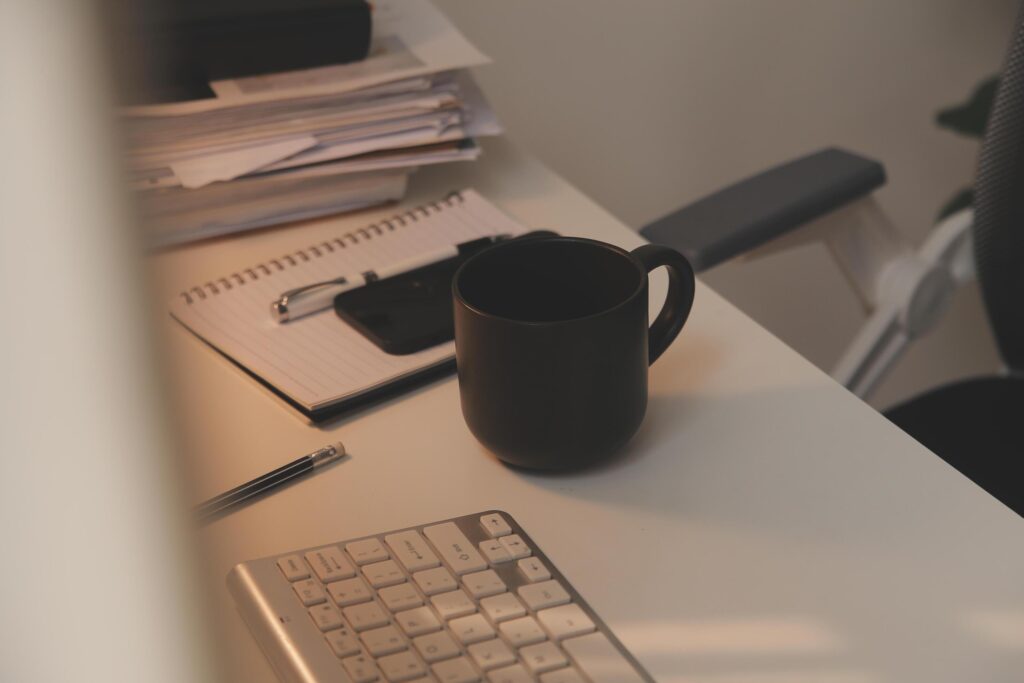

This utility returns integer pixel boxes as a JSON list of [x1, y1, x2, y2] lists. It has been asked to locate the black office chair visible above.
[[641, 8, 1024, 516]]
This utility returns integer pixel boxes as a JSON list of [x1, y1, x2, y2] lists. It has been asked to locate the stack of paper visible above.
[[124, 0, 498, 247]]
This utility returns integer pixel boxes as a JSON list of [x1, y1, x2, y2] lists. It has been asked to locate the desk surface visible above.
[[154, 139, 1024, 683]]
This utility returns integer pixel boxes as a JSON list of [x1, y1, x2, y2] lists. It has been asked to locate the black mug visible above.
[[452, 236, 695, 470]]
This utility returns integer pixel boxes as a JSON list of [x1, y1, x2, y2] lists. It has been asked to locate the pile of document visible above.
[[124, 0, 498, 247]]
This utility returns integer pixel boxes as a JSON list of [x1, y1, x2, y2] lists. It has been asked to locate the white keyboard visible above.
[[228, 511, 652, 683]]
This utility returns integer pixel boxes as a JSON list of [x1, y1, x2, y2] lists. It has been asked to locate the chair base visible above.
[[885, 375, 1024, 517]]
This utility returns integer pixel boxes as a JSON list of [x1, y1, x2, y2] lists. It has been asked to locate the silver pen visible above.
[[271, 234, 510, 323]]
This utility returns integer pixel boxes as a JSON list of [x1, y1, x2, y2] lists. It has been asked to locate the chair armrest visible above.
[[640, 147, 886, 271]]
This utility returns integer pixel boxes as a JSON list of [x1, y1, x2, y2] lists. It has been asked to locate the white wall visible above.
[[436, 0, 1017, 408]]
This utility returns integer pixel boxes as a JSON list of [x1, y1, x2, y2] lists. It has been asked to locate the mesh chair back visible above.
[[973, 3, 1024, 372]]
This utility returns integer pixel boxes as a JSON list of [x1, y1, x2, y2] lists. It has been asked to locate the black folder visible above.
[[120, 0, 372, 104]]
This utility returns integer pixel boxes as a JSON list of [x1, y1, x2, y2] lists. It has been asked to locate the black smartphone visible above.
[[333, 231, 558, 355], [333, 255, 465, 355]]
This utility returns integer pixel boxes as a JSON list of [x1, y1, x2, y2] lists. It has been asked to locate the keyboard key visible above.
[[346, 538, 390, 565], [540, 668, 586, 683], [487, 664, 532, 683], [305, 546, 356, 583], [342, 654, 381, 683], [499, 616, 546, 647], [468, 638, 516, 670], [517, 557, 550, 583], [449, 613, 495, 645], [463, 570, 506, 599], [518, 580, 570, 611], [361, 625, 407, 657], [309, 602, 344, 631], [478, 540, 511, 565], [413, 566, 458, 596], [498, 535, 530, 560], [379, 582, 424, 612], [413, 631, 460, 663], [378, 650, 427, 682], [562, 632, 645, 683], [363, 560, 406, 588], [292, 578, 326, 606], [479, 513, 512, 538], [423, 523, 487, 575], [385, 530, 441, 572], [325, 627, 361, 658], [432, 656, 480, 683], [431, 589, 476, 620], [480, 593, 526, 623], [276, 554, 310, 581], [344, 601, 390, 631], [537, 604, 595, 640], [395, 606, 441, 637], [520, 641, 568, 674], [328, 577, 373, 606]]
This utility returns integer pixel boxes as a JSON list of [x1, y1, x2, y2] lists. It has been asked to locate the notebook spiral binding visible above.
[[178, 191, 465, 305]]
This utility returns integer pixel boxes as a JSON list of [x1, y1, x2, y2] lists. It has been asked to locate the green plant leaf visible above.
[[936, 76, 999, 138], [937, 187, 974, 221]]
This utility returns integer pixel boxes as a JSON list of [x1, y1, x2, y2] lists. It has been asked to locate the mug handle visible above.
[[630, 244, 696, 364]]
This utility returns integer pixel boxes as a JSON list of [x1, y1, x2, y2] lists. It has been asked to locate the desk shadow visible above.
[[498, 329, 727, 479], [311, 372, 460, 431], [501, 389, 705, 480], [498, 380, 993, 549]]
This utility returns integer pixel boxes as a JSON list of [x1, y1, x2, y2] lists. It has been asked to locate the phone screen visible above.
[[333, 255, 464, 355]]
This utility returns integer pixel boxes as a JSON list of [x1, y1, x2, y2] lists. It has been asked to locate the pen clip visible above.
[[272, 276, 349, 322]]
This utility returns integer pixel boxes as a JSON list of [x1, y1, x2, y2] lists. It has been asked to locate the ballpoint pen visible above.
[[195, 441, 346, 521], [271, 234, 511, 323]]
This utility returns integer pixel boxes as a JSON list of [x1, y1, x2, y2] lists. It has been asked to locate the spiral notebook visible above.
[[170, 189, 528, 422]]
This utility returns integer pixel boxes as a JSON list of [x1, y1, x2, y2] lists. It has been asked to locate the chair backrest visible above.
[[973, 2, 1024, 373]]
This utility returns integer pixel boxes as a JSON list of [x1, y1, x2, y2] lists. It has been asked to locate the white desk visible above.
[[154, 139, 1024, 683]]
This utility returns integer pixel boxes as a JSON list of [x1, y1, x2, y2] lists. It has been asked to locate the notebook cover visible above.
[[124, 0, 372, 105]]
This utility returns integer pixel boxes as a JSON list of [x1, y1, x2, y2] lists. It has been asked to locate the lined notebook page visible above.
[[170, 190, 528, 412]]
